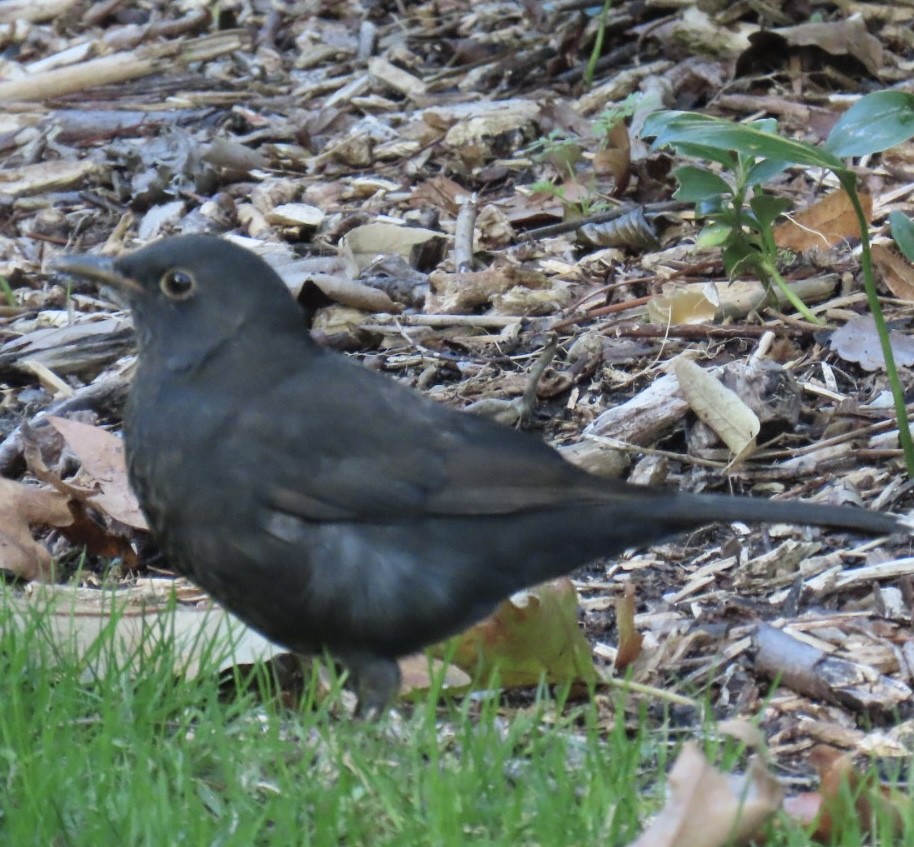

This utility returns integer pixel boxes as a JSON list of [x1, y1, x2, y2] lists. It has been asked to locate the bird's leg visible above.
[[341, 652, 402, 718]]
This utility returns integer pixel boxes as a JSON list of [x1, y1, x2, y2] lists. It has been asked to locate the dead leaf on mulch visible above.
[[46, 416, 147, 530], [872, 243, 914, 301], [828, 314, 914, 371], [397, 654, 473, 702], [0, 477, 73, 580], [614, 582, 644, 671], [12, 582, 283, 679], [782, 745, 910, 841], [647, 285, 718, 325], [628, 742, 783, 847], [340, 222, 444, 273], [673, 358, 760, 462], [773, 190, 872, 252], [437, 578, 598, 689]]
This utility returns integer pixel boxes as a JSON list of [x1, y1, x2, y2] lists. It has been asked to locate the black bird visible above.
[[54, 236, 907, 714]]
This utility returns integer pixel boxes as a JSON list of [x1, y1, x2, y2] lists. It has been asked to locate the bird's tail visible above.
[[660, 490, 907, 537]]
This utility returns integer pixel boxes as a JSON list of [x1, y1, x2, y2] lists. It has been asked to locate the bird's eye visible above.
[[159, 269, 196, 300]]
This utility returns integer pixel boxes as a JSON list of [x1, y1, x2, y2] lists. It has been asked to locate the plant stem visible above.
[[839, 172, 914, 478]]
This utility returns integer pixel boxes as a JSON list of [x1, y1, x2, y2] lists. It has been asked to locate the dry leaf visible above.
[[673, 358, 760, 461], [46, 416, 148, 530], [437, 578, 597, 688], [615, 582, 643, 670], [593, 121, 632, 194], [340, 222, 444, 273], [775, 18, 883, 76], [782, 745, 908, 840], [774, 191, 872, 252], [828, 315, 914, 371], [629, 742, 783, 847], [872, 243, 914, 302], [0, 478, 73, 580], [428, 267, 550, 314], [14, 583, 283, 679], [717, 719, 767, 749], [397, 654, 472, 701], [264, 203, 324, 229], [647, 287, 717, 325]]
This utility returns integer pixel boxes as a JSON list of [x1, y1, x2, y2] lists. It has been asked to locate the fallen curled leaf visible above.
[[46, 416, 148, 530], [871, 243, 914, 302], [15, 582, 284, 679], [828, 315, 914, 371], [629, 742, 783, 847], [0, 478, 73, 580], [773, 190, 872, 252], [647, 286, 717, 325], [593, 121, 631, 194], [436, 577, 597, 689], [397, 653, 472, 701], [782, 745, 909, 840], [614, 582, 643, 671], [774, 17, 882, 76], [716, 719, 766, 749], [340, 222, 444, 274], [673, 358, 760, 461], [427, 266, 551, 314]]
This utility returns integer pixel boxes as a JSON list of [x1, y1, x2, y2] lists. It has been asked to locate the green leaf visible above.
[[746, 158, 790, 186], [695, 222, 731, 249], [749, 195, 792, 230], [890, 211, 914, 262], [641, 112, 736, 167], [673, 143, 738, 168], [643, 110, 845, 170], [672, 165, 732, 202], [825, 91, 914, 157], [695, 195, 728, 219], [749, 117, 778, 135], [722, 237, 762, 277]]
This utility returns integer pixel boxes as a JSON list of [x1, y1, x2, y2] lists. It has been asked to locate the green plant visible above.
[[642, 90, 914, 478], [890, 210, 914, 261], [528, 178, 611, 218], [0, 274, 15, 307], [592, 93, 641, 142], [654, 118, 810, 321], [524, 130, 583, 175], [584, 0, 614, 89]]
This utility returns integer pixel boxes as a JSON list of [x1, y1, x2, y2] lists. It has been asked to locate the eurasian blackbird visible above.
[[54, 236, 906, 714]]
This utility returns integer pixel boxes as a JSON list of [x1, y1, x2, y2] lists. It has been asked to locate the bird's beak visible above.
[[52, 253, 143, 293]]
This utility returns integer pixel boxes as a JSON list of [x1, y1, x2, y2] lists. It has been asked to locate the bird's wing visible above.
[[225, 354, 634, 522]]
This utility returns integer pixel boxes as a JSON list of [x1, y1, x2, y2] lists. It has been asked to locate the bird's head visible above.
[[54, 235, 309, 372]]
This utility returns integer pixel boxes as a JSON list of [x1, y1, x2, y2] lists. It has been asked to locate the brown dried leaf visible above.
[[340, 223, 444, 273], [437, 578, 597, 688], [428, 267, 553, 314], [593, 121, 632, 194], [615, 582, 643, 671], [775, 18, 883, 76], [46, 416, 148, 530], [629, 743, 783, 847], [773, 190, 872, 252], [15, 584, 283, 679], [872, 243, 914, 301], [0, 478, 73, 580], [397, 654, 472, 701], [782, 745, 909, 840], [673, 358, 760, 461], [410, 175, 471, 216], [647, 286, 717, 325]]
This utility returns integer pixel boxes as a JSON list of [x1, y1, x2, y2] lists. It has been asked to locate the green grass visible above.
[[0, 598, 909, 846]]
